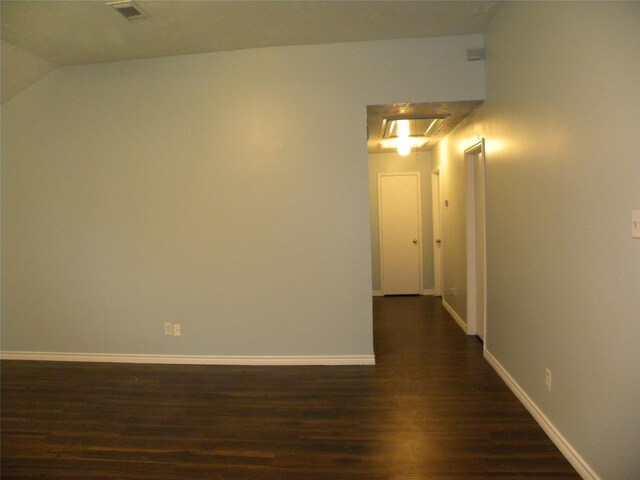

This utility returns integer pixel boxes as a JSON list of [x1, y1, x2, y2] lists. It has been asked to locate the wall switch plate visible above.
[[632, 210, 640, 238], [173, 323, 181, 336], [164, 322, 173, 336], [545, 368, 552, 392]]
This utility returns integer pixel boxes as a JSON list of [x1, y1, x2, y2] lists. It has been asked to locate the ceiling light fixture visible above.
[[379, 136, 429, 155], [379, 117, 442, 156]]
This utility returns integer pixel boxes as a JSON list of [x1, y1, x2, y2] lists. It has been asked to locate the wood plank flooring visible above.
[[1, 296, 580, 479]]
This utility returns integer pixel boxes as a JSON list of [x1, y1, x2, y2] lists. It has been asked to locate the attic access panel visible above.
[[382, 117, 444, 139], [367, 101, 483, 153]]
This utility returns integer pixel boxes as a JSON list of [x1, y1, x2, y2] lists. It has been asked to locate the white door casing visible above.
[[378, 173, 422, 295], [474, 147, 487, 342], [465, 140, 487, 342]]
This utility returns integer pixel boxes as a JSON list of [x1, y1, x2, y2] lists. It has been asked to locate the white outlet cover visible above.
[[173, 323, 181, 336]]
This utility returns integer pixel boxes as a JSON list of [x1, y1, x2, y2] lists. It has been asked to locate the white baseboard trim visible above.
[[441, 300, 467, 333], [484, 349, 599, 480], [421, 289, 434, 296], [0, 351, 376, 366]]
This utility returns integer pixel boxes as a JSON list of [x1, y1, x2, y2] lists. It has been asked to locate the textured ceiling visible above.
[[367, 101, 483, 153], [1, 1, 501, 66]]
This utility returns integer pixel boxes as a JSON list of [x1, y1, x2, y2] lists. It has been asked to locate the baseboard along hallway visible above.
[[0, 296, 579, 479]]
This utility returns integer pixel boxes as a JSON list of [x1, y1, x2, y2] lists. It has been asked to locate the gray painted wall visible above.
[[368, 151, 434, 294], [432, 133, 469, 318], [1, 36, 485, 357], [433, 3, 639, 478]]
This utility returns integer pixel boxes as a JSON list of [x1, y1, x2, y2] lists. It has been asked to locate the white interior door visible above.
[[379, 173, 422, 294]]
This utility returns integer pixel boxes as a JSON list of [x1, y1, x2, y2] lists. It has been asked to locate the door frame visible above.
[[465, 139, 487, 342], [431, 167, 443, 296], [378, 171, 423, 295]]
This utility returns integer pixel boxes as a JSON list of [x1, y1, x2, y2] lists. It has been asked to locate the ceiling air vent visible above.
[[106, 1, 149, 20]]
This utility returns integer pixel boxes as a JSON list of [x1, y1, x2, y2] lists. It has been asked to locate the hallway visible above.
[[1, 296, 579, 479]]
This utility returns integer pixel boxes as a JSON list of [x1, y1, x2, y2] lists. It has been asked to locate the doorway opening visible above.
[[366, 101, 482, 298], [465, 139, 487, 342]]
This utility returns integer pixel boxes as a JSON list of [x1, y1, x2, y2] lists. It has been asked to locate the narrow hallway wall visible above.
[[433, 3, 640, 478]]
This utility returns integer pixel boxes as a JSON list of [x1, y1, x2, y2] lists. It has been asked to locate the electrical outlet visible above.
[[164, 322, 173, 336], [173, 323, 181, 336], [545, 368, 552, 392]]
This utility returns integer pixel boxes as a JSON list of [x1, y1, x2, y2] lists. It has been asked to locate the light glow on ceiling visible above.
[[380, 116, 441, 156], [379, 136, 429, 155]]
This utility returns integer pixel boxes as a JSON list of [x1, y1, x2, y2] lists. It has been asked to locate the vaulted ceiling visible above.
[[1, 1, 500, 104], [2, 1, 500, 66]]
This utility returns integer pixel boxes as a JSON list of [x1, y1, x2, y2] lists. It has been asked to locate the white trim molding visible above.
[[484, 349, 600, 480], [442, 299, 467, 334], [421, 289, 434, 296], [372, 291, 384, 297], [0, 351, 376, 366]]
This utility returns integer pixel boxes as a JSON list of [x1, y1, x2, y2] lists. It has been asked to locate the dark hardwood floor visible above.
[[1, 296, 580, 479]]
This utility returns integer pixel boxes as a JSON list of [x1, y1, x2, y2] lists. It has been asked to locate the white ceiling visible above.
[[1, 1, 501, 66], [1, 0, 498, 113]]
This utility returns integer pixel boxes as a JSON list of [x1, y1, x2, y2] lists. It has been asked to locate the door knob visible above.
[[435, 239, 441, 245], [413, 239, 418, 244]]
